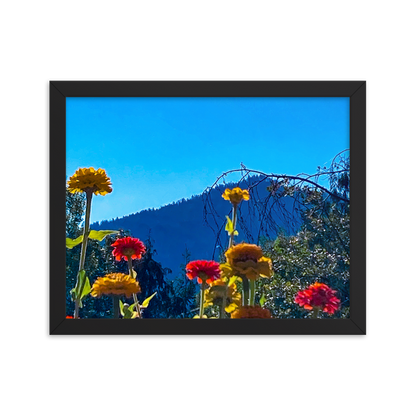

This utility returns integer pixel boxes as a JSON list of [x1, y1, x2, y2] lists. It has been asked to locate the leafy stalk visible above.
[[74, 191, 92, 318], [128, 257, 141, 318], [199, 282, 207, 318]]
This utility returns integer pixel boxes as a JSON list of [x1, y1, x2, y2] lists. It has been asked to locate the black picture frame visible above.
[[50, 81, 366, 335]]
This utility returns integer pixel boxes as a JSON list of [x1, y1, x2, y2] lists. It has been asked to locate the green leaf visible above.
[[72, 270, 91, 305], [259, 293, 266, 307], [141, 292, 157, 308], [119, 300, 126, 316], [66, 235, 83, 249], [89, 230, 118, 241], [128, 302, 139, 312], [120, 302, 139, 319], [225, 216, 238, 236], [80, 275, 91, 300], [132, 269, 137, 279]]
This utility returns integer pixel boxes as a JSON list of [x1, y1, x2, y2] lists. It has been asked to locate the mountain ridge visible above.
[[91, 176, 302, 277]]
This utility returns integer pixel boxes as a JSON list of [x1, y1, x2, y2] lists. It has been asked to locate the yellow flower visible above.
[[221, 243, 273, 280], [222, 187, 250, 205], [91, 273, 140, 298], [231, 305, 272, 319], [67, 167, 112, 195], [204, 278, 242, 313]]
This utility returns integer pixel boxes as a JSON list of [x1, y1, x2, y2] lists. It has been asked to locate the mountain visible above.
[[91, 176, 302, 277]]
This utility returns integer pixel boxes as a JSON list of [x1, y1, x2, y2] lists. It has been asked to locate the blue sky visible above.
[[67, 97, 349, 223]]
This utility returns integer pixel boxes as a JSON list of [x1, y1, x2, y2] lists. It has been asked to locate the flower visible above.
[[186, 260, 221, 284], [221, 243, 272, 280], [67, 167, 112, 195], [91, 273, 141, 298], [231, 306, 272, 319], [222, 187, 250, 205], [111, 237, 146, 261], [294, 283, 340, 315], [204, 278, 242, 313], [66, 316, 74, 319]]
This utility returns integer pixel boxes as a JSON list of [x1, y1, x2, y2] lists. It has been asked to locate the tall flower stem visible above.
[[128, 257, 141, 318], [242, 276, 250, 306], [249, 279, 256, 306], [199, 282, 207, 318], [74, 191, 93, 319], [228, 204, 238, 249], [219, 303, 225, 319]]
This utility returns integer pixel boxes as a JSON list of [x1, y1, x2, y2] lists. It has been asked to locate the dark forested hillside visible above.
[[91, 176, 302, 277]]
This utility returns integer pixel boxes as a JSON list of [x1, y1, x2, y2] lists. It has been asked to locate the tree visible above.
[[258, 155, 350, 318], [133, 236, 172, 318], [166, 247, 198, 318], [202, 150, 350, 255]]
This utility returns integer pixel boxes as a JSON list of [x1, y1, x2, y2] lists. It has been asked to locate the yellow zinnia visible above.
[[67, 167, 112, 195], [222, 187, 250, 205], [91, 273, 141, 298], [221, 243, 272, 280], [204, 278, 242, 313]]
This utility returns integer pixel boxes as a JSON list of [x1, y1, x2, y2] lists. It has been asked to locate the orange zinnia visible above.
[[111, 237, 146, 261], [231, 306, 272, 319]]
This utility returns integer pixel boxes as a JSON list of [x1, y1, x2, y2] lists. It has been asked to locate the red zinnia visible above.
[[294, 282, 341, 315], [186, 260, 221, 284], [111, 236, 146, 261]]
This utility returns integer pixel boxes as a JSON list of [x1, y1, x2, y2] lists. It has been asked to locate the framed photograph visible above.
[[50, 81, 365, 335]]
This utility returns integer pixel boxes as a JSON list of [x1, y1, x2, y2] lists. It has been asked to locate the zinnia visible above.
[[204, 278, 241, 313], [67, 167, 112, 195], [111, 237, 146, 261], [91, 273, 141, 298], [186, 260, 221, 284], [221, 243, 272, 280], [231, 305, 272, 319], [294, 282, 340, 315], [222, 187, 250, 205]]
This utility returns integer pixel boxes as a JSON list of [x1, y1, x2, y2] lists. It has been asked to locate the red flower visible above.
[[186, 260, 221, 284], [294, 282, 340, 315], [111, 237, 146, 261], [66, 316, 74, 319]]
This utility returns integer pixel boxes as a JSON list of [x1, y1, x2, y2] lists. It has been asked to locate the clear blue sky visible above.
[[67, 97, 349, 223]]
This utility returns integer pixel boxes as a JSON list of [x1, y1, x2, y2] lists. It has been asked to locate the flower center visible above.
[[198, 271, 210, 281], [235, 254, 258, 263], [122, 248, 136, 257]]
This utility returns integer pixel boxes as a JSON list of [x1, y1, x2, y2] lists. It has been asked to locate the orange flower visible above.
[[221, 243, 272, 280], [294, 283, 340, 315], [222, 187, 250, 205], [91, 273, 141, 298], [186, 260, 221, 284], [231, 306, 272, 319], [111, 237, 146, 261], [67, 167, 112, 195], [66, 316, 74, 319]]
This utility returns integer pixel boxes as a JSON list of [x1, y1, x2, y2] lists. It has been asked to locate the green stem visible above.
[[112, 296, 120, 319], [128, 257, 141, 318], [199, 282, 207, 318], [242, 276, 249, 307], [249, 279, 256, 306], [312, 308, 320, 319], [220, 292, 226, 319], [74, 191, 93, 319], [228, 204, 238, 249]]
